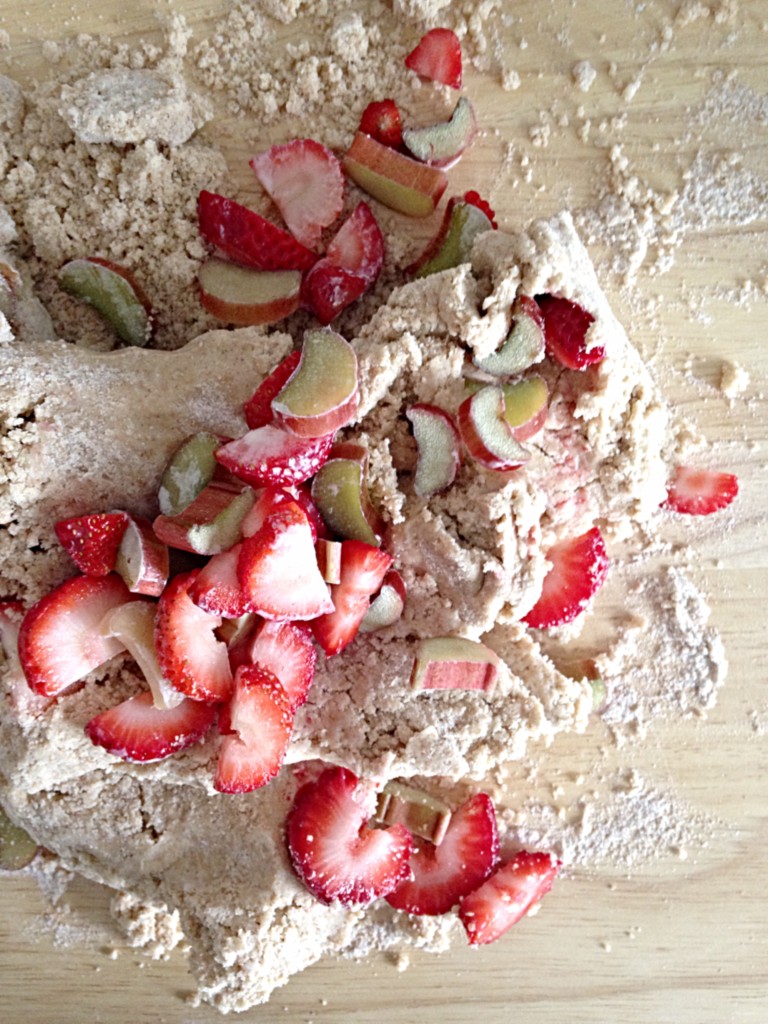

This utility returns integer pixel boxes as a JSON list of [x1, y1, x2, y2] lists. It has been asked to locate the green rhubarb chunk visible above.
[[311, 458, 380, 547], [60, 258, 151, 347], [158, 432, 221, 517], [0, 807, 39, 871], [417, 201, 493, 278]]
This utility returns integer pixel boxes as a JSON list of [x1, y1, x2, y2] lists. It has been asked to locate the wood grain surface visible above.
[[1, 2, 767, 1022]]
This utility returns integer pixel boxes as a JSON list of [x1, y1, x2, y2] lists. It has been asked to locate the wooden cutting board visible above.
[[1, 2, 767, 1022]]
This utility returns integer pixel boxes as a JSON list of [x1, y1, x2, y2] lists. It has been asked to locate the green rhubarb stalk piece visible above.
[[416, 199, 493, 278], [374, 781, 453, 846], [60, 257, 152, 347], [158, 432, 222, 517], [0, 808, 39, 871], [411, 636, 500, 693], [310, 447, 382, 546]]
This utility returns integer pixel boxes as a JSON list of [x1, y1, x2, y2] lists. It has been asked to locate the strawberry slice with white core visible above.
[[243, 350, 301, 430], [359, 99, 403, 149], [287, 765, 414, 906], [18, 575, 136, 698], [99, 600, 183, 710], [188, 544, 250, 619], [197, 190, 317, 272], [154, 570, 234, 703], [386, 793, 500, 916], [311, 539, 393, 656], [662, 465, 739, 515], [326, 202, 384, 286], [86, 690, 217, 763], [404, 28, 462, 89], [247, 619, 317, 711], [215, 424, 334, 489], [54, 511, 129, 576], [214, 664, 294, 793], [241, 485, 322, 543], [237, 502, 334, 621], [301, 262, 367, 325], [536, 293, 604, 370], [522, 526, 609, 630], [459, 850, 561, 945], [249, 139, 344, 250]]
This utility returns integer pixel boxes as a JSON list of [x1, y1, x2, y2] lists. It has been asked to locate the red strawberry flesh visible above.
[[247, 619, 317, 711], [287, 765, 413, 906], [386, 792, 499, 916], [522, 526, 609, 630], [536, 293, 603, 370], [404, 28, 462, 89], [663, 465, 738, 515], [85, 690, 217, 763], [215, 425, 334, 488], [243, 350, 301, 430], [311, 539, 393, 656], [54, 512, 129, 576], [359, 99, 403, 149]]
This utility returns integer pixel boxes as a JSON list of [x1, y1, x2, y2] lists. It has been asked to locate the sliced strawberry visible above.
[[197, 190, 317, 272], [243, 350, 301, 430], [17, 575, 136, 698], [249, 139, 345, 250], [311, 540, 393, 656], [154, 570, 233, 703], [247, 619, 316, 711], [214, 664, 294, 793], [301, 263, 367, 325], [241, 485, 322, 543], [404, 28, 462, 89], [386, 793, 499, 916], [326, 202, 384, 286], [287, 764, 413, 906], [535, 293, 603, 370], [215, 425, 334, 488], [522, 526, 609, 630], [662, 465, 739, 515], [359, 99, 403, 149], [237, 502, 334, 621], [54, 511, 129, 576], [85, 690, 217, 763], [188, 544, 250, 618], [459, 850, 561, 945]]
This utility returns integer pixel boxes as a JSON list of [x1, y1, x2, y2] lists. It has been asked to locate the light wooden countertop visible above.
[[1, 2, 767, 1022]]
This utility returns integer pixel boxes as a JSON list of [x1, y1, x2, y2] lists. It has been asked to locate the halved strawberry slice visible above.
[[536, 293, 604, 370], [326, 201, 384, 286], [359, 99, 403, 149], [188, 544, 250, 618], [522, 526, 609, 630], [287, 764, 413, 906], [404, 28, 462, 89], [214, 664, 294, 793], [662, 465, 739, 515], [215, 425, 334, 488], [243, 350, 301, 430], [247, 619, 317, 711], [301, 263, 367, 325], [311, 539, 393, 656], [18, 575, 136, 698], [54, 511, 129, 576], [85, 690, 217, 763], [154, 570, 234, 703], [459, 850, 561, 945], [197, 190, 317, 272], [386, 793, 499, 916], [249, 139, 345, 250], [241, 485, 323, 543], [237, 502, 334, 621]]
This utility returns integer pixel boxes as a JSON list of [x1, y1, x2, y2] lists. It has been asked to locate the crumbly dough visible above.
[[0, 212, 682, 1010]]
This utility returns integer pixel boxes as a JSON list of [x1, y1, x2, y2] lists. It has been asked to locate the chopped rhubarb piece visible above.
[[459, 850, 561, 945], [473, 294, 546, 376], [243, 350, 301, 430], [154, 570, 233, 703], [311, 539, 393, 656], [246, 619, 317, 711], [359, 98, 403, 148], [215, 425, 334, 488], [375, 781, 453, 846], [387, 793, 499, 915], [86, 690, 217, 763], [153, 480, 255, 555], [457, 385, 530, 472], [54, 511, 129, 577], [59, 257, 153, 347], [316, 538, 342, 584], [344, 131, 448, 218], [404, 28, 462, 89], [17, 575, 137, 698], [406, 403, 462, 497], [359, 569, 406, 632], [522, 526, 609, 630], [403, 96, 477, 168], [536, 293, 603, 370], [214, 664, 294, 793], [662, 465, 738, 515], [499, 375, 549, 442], [157, 432, 224, 517], [198, 259, 302, 326], [237, 502, 334, 621], [99, 599, 183, 711], [410, 636, 501, 693], [115, 515, 169, 596], [250, 139, 344, 249], [197, 190, 317, 272], [0, 808, 39, 871], [271, 328, 359, 437], [410, 195, 494, 277], [310, 446, 383, 547], [287, 765, 413, 906]]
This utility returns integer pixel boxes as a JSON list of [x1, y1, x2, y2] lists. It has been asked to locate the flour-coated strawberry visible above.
[[311, 540, 393, 655], [663, 465, 738, 515], [86, 690, 217, 763]]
